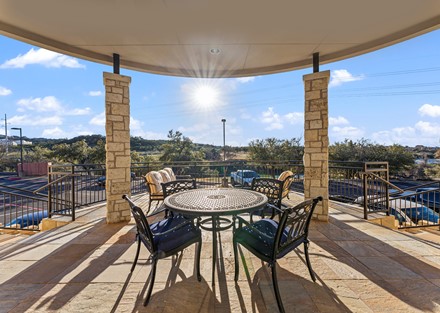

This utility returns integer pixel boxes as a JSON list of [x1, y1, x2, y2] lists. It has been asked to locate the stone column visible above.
[[303, 70, 330, 221], [103, 72, 131, 223]]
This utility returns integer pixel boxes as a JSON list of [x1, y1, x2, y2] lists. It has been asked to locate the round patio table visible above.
[[164, 188, 268, 285]]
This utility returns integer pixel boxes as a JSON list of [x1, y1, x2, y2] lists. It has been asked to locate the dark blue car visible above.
[[6, 211, 48, 228]]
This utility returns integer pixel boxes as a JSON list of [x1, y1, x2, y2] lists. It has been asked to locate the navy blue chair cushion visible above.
[[235, 219, 292, 261], [150, 215, 201, 255]]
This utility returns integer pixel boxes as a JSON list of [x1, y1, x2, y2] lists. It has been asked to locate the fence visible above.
[[2, 160, 437, 231], [360, 162, 440, 229], [0, 185, 47, 231]]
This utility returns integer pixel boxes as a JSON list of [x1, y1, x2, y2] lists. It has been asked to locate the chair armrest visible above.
[[176, 175, 192, 180], [267, 203, 283, 214], [153, 219, 194, 236], [146, 206, 167, 217], [235, 217, 278, 240]]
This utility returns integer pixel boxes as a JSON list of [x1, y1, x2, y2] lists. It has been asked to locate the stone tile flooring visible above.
[[1, 193, 440, 312]]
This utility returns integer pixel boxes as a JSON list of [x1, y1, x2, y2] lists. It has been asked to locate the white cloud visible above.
[[42, 127, 67, 138], [17, 96, 62, 112], [329, 69, 364, 87], [259, 107, 303, 130], [415, 121, 440, 134], [9, 114, 62, 126], [89, 112, 105, 126], [68, 107, 92, 116], [371, 121, 440, 146], [0, 86, 12, 96], [284, 112, 303, 125], [0, 48, 85, 69], [127, 117, 166, 139], [329, 116, 349, 126], [261, 107, 283, 130], [236, 77, 256, 83], [88, 91, 102, 97], [331, 126, 365, 140], [418, 104, 440, 117]]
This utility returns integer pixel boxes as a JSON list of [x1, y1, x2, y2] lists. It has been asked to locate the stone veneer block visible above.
[[303, 70, 330, 221], [103, 72, 132, 224]]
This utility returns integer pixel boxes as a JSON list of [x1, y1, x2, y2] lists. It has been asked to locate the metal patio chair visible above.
[[144, 171, 165, 214], [122, 194, 202, 306], [162, 179, 197, 217], [278, 170, 294, 200], [233, 196, 322, 313], [250, 178, 285, 220]]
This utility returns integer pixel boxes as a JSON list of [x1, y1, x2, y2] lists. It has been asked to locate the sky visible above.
[[0, 29, 439, 148]]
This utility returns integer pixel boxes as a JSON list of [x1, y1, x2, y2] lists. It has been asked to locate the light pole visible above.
[[221, 119, 226, 161], [221, 119, 228, 187], [11, 127, 23, 177]]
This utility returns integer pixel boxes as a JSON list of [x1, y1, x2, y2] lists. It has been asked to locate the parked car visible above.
[[6, 210, 48, 228], [390, 199, 439, 225], [415, 187, 440, 211], [230, 170, 260, 187]]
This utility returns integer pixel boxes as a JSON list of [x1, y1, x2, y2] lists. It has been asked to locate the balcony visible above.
[[1, 192, 439, 312]]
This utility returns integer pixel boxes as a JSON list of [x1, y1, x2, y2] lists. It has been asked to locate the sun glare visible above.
[[193, 85, 220, 108]]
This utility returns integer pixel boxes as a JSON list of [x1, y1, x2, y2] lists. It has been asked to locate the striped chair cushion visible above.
[[145, 171, 163, 195]]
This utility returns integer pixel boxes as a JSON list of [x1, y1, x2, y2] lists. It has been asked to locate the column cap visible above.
[[103, 72, 132, 84], [303, 70, 330, 82]]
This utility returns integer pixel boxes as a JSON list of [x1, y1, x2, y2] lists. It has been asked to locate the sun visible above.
[[192, 83, 220, 108]]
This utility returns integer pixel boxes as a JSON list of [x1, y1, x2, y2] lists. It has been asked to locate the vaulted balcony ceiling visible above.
[[0, 0, 439, 77]]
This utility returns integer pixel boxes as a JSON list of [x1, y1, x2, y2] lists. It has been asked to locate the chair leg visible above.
[[144, 258, 158, 306], [131, 237, 141, 273], [271, 263, 285, 313], [304, 240, 316, 282], [147, 198, 152, 214], [233, 240, 239, 281], [196, 239, 202, 282]]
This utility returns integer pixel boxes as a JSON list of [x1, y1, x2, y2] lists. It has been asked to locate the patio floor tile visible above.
[[1, 192, 440, 312]]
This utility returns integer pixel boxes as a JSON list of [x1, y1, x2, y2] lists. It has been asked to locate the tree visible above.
[[329, 139, 414, 175], [248, 138, 303, 162], [159, 130, 204, 162], [49, 139, 105, 164], [25, 146, 52, 163]]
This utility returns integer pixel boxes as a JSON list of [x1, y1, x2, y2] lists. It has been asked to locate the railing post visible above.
[[385, 162, 390, 216], [48, 165, 52, 218], [71, 165, 75, 221], [363, 163, 368, 220]]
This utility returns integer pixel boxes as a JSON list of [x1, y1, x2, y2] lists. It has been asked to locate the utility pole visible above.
[[11, 127, 23, 177], [1, 114, 8, 153]]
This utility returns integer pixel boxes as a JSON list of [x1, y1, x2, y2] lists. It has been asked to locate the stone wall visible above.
[[103, 72, 132, 223], [303, 71, 330, 221]]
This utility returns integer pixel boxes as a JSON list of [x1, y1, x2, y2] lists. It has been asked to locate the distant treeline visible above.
[[29, 135, 248, 154]]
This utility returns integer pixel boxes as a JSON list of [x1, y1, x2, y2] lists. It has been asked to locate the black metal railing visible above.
[[0, 186, 48, 231], [360, 163, 440, 229]]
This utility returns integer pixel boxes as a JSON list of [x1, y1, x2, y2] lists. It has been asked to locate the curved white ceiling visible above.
[[0, 0, 439, 77]]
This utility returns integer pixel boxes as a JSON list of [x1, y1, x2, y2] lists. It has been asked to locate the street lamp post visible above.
[[221, 119, 228, 187], [11, 127, 23, 177]]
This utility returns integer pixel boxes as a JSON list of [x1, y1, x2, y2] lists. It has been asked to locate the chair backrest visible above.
[[145, 171, 163, 195], [278, 170, 294, 199], [122, 195, 156, 253], [158, 169, 171, 183], [251, 178, 284, 209], [163, 167, 177, 181], [162, 179, 196, 198], [273, 197, 322, 258]]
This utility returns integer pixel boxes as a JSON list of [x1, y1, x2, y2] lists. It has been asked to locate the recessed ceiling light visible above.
[[210, 48, 221, 55]]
